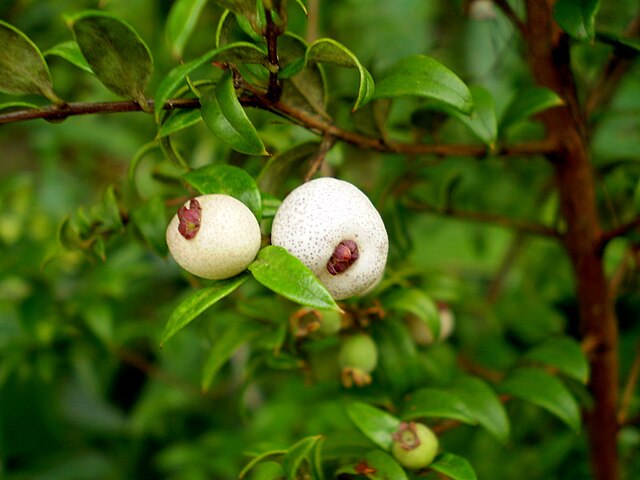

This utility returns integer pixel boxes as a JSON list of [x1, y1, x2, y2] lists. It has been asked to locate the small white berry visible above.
[[166, 194, 261, 280], [271, 178, 388, 299]]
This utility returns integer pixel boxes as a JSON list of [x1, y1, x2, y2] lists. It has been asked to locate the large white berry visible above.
[[166, 194, 261, 280], [270, 178, 388, 299]]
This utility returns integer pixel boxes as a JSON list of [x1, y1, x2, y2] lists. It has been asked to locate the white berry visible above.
[[270, 178, 388, 300], [166, 194, 261, 280]]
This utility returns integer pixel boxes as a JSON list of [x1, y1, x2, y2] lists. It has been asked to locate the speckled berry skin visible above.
[[166, 194, 261, 280], [270, 178, 388, 300]]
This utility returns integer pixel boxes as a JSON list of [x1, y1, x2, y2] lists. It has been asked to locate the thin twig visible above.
[[264, 9, 283, 102], [493, 0, 527, 37], [618, 344, 640, 426], [599, 215, 640, 250], [304, 132, 336, 181], [406, 200, 561, 238]]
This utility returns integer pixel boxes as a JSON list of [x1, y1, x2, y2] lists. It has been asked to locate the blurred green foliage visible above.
[[0, 0, 639, 479]]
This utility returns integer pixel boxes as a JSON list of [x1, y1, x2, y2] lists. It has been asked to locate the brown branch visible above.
[[406, 200, 561, 238], [304, 133, 336, 181], [600, 215, 640, 250], [0, 98, 200, 125], [585, 14, 640, 119], [264, 8, 283, 102]]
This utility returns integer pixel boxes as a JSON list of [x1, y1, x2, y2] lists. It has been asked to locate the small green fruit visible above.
[[317, 309, 343, 335], [391, 422, 439, 470], [338, 333, 378, 387]]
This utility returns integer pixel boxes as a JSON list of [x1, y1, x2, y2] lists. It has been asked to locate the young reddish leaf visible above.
[[70, 11, 153, 109], [0, 20, 61, 103], [200, 71, 268, 155], [248, 246, 340, 312]]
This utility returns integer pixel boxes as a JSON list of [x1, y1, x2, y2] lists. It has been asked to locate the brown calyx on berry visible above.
[[177, 198, 202, 240], [392, 422, 421, 451], [326, 240, 359, 275]]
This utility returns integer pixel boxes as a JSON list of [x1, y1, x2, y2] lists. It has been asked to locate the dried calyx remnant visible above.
[[326, 240, 359, 275], [392, 422, 421, 451], [177, 199, 202, 240]]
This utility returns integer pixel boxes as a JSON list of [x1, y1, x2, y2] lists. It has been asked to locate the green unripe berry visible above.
[[338, 333, 378, 372], [317, 309, 343, 335], [391, 422, 439, 470]]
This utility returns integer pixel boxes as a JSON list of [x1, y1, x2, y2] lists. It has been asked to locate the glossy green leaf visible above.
[[554, 0, 601, 41], [384, 288, 440, 340], [200, 71, 267, 155], [183, 164, 262, 220], [499, 367, 581, 432], [373, 54, 473, 115], [499, 86, 564, 132], [239, 450, 288, 479], [282, 435, 323, 480], [336, 450, 408, 480], [257, 141, 320, 196], [523, 336, 589, 384], [248, 246, 340, 311], [70, 11, 153, 108], [402, 387, 476, 424], [345, 401, 402, 451], [430, 453, 477, 480], [157, 109, 202, 138], [449, 85, 497, 148], [202, 319, 264, 390], [243, 461, 284, 480], [0, 20, 60, 102], [280, 37, 373, 111], [160, 135, 189, 169], [130, 196, 168, 257], [43, 41, 92, 74], [450, 376, 510, 444], [160, 274, 249, 346], [166, 0, 209, 59], [154, 42, 267, 121]]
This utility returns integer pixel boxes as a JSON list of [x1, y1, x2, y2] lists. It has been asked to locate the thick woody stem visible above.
[[525, 3, 620, 480]]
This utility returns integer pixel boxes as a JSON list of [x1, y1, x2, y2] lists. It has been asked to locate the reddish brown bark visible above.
[[524, 3, 620, 480]]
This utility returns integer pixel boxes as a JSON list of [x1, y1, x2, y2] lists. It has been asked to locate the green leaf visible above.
[[200, 71, 267, 155], [373, 318, 420, 394], [449, 376, 510, 444], [183, 164, 262, 220], [523, 336, 589, 384], [242, 461, 284, 480], [214, 0, 260, 32], [0, 20, 61, 103], [43, 41, 93, 74], [240, 451, 288, 479], [282, 435, 323, 480], [595, 30, 640, 55], [499, 367, 581, 432], [280, 37, 373, 111], [248, 246, 340, 311], [449, 85, 497, 148], [554, 0, 601, 41], [345, 401, 402, 451], [402, 387, 477, 425], [130, 196, 168, 257], [336, 450, 408, 480], [430, 453, 477, 480], [499, 86, 565, 132], [154, 42, 267, 121], [157, 108, 202, 138], [166, 0, 209, 59], [70, 11, 153, 109], [0, 101, 39, 112], [160, 274, 249, 346], [373, 54, 473, 115], [384, 288, 440, 341], [257, 141, 320, 196], [201, 319, 264, 390]]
